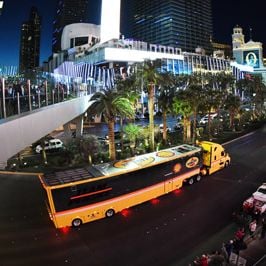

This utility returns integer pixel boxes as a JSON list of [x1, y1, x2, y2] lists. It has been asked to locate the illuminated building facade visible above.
[[123, 0, 213, 54], [232, 25, 266, 82], [19, 7, 41, 74], [232, 25, 264, 69]]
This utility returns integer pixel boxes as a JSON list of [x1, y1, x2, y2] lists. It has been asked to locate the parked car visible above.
[[35, 139, 64, 153], [159, 124, 171, 133], [31, 135, 54, 148], [199, 113, 223, 126], [174, 122, 183, 131], [104, 131, 128, 145]]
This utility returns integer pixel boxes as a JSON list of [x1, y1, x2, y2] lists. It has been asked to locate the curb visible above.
[[222, 131, 255, 146]]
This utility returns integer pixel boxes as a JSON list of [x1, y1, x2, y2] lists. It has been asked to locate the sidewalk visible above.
[[238, 232, 266, 266], [177, 222, 266, 266]]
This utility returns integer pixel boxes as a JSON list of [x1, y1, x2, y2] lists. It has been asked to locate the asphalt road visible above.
[[0, 125, 265, 266]]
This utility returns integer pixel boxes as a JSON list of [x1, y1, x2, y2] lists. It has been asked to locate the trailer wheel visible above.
[[196, 175, 201, 182], [188, 178, 194, 185], [105, 209, 115, 218], [72, 218, 82, 227]]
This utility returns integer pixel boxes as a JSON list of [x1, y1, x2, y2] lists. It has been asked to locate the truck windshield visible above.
[[257, 188, 266, 194]]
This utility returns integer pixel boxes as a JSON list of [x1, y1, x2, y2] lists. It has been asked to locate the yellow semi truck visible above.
[[198, 141, 231, 176]]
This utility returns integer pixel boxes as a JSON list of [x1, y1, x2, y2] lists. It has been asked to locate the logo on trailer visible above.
[[114, 158, 133, 168], [173, 163, 182, 173], [156, 151, 175, 158], [135, 156, 155, 167], [186, 157, 199, 168]]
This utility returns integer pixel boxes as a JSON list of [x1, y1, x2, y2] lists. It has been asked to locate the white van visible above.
[[35, 139, 64, 153]]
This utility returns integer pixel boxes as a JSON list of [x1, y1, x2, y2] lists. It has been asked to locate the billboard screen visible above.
[[243, 50, 260, 68]]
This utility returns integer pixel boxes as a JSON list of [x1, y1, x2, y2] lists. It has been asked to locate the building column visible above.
[[1, 78, 6, 118], [63, 122, 72, 138], [75, 115, 84, 138]]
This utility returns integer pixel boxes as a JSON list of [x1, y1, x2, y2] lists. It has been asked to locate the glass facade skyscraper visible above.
[[19, 7, 41, 74], [52, 0, 101, 53], [122, 0, 213, 54]]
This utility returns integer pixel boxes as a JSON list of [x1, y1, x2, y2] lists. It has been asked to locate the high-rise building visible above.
[[100, 0, 121, 43], [19, 6, 41, 74], [0, 1, 4, 15], [121, 0, 213, 54], [52, 0, 101, 53]]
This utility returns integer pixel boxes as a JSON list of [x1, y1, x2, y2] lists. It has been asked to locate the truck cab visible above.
[[243, 183, 266, 214], [198, 141, 231, 175], [253, 183, 266, 202]]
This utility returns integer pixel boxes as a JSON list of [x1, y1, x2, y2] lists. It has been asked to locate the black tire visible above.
[[105, 209, 115, 218], [72, 218, 82, 227], [196, 175, 201, 182], [188, 177, 194, 185]]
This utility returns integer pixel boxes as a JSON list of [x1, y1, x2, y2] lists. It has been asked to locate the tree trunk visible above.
[[230, 112, 235, 131], [192, 110, 197, 144], [187, 120, 191, 143], [162, 110, 167, 144], [208, 110, 211, 140], [119, 116, 124, 150], [148, 84, 155, 151], [108, 120, 116, 161], [42, 149, 47, 165], [88, 154, 92, 165], [183, 118, 187, 143]]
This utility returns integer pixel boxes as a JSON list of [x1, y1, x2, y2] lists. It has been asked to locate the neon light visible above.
[[104, 48, 184, 62]]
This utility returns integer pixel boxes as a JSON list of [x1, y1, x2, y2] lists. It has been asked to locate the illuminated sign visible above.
[[243, 50, 260, 68], [104, 48, 184, 62], [100, 0, 121, 43]]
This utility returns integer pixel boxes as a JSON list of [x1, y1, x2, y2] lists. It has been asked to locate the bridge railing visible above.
[[0, 78, 98, 120]]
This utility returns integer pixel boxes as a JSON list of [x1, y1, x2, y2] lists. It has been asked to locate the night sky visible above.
[[0, 0, 265, 67]]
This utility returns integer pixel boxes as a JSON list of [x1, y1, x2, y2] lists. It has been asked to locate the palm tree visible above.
[[115, 76, 140, 149], [172, 93, 193, 143], [250, 75, 266, 118], [139, 59, 162, 151], [185, 84, 205, 144], [157, 72, 175, 144], [183, 73, 206, 144], [80, 134, 101, 165], [87, 89, 135, 161], [224, 94, 241, 131], [193, 72, 233, 139], [124, 123, 142, 156]]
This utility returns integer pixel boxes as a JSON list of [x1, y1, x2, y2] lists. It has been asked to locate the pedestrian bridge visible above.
[[0, 94, 93, 168]]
